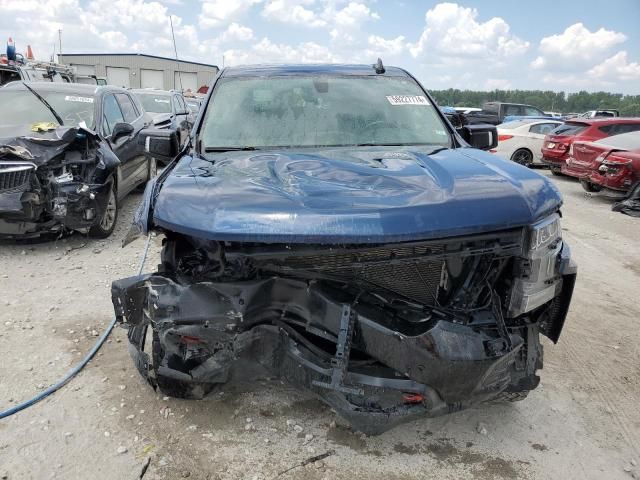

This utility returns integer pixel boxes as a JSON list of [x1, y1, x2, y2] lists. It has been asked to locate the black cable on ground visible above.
[[0, 235, 152, 420]]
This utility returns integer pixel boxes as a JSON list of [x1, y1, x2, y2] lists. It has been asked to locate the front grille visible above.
[[276, 244, 446, 305], [0, 164, 33, 193]]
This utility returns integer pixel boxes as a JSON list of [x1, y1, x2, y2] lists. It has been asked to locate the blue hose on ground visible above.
[[0, 235, 152, 420]]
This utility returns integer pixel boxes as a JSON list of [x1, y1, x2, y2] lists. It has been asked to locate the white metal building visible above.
[[58, 53, 219, 92]]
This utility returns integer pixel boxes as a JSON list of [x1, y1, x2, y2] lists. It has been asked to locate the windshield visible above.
[[136, 93, 172, 114], [0, 89, 95, 128], [200, 75, 450, 149]]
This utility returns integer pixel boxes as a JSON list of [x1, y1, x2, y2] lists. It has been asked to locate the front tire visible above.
[[89, 181, 118, 238], [550, 167, 563, 176], [511, 148, 534, 167]]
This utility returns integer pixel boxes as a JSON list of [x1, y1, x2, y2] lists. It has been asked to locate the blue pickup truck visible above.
[[112, 63, 577, 434]]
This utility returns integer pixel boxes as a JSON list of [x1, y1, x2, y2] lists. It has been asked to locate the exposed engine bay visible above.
[[0, 126, 118, 238], [113, 221, 576, 434]]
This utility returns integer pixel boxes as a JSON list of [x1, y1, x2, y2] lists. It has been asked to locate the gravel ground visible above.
[[0, 169, 639, 480]]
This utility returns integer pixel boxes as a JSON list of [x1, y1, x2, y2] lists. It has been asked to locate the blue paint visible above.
[[141, 64, 563, 244], [150, 146, 562, 244]]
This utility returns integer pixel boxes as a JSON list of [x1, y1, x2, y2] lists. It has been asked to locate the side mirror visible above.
[[141, 128, 179, 164], [460, 124, 498, 151], [111, 122, 134, 142]]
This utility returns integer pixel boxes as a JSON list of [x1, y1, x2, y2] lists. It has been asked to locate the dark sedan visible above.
[[0, 82, 155, 238], [132, 89, 192, 151]]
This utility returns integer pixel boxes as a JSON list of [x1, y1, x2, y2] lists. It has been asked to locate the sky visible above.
[[1, 0, 639, 94]]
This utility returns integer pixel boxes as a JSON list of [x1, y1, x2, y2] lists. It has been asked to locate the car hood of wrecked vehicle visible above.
[[0, 125, 103, 167], [149, 146, 563, 243]]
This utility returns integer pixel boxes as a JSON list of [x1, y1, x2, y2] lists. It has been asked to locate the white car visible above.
[[493, 119, 563, 167]]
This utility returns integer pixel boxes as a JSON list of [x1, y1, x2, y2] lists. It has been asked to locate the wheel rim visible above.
[[100, 186, 116, 230], [513, 150, 532, 166]]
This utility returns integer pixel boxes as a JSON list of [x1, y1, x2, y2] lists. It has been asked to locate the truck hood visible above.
[[151, 146, 562, 243]]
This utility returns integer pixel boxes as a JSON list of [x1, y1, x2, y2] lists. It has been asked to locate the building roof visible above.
[[221, 64, 410, 77], [60, 53, 218, 69]]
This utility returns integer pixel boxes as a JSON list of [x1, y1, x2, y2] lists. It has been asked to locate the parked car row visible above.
[[490, 116, 640, 202]]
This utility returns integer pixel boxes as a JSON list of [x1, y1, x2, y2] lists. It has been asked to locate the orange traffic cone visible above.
[[26, 45, 34, 60]]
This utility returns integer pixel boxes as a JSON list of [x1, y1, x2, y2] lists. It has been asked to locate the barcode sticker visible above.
[[386, 95, 430, 106], [65, 95, 94, 103]]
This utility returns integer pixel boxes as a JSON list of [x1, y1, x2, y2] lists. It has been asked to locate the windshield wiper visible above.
[[22, 82, 64, 126], [204, 146, 260, 152]]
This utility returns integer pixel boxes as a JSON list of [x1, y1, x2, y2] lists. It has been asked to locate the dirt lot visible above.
[[1, 170, 639, 480]]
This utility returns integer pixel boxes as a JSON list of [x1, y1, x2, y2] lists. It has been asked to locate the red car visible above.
[[541, 118, 640, 174], [569, 132, 640, 196]]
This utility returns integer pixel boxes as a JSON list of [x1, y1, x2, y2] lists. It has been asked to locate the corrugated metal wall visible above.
[[58, 54, 219, 91]]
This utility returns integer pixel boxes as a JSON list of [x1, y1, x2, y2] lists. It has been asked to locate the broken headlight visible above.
[[508, 214, 563, 317], [528, 214, 561, 252]]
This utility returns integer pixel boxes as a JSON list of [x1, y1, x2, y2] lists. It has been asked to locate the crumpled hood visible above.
[[151, 146, 563, 243], [150, 112, 173, 125], [0, 126, 98, 167]]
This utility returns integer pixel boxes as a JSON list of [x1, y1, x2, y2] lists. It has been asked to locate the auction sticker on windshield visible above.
[[386, 95, 430, 106], [65, 95, 94, 103]]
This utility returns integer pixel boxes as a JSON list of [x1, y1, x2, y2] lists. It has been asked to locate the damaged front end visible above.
[[0, 127, 118, 238], [113, 217, 576, 434]]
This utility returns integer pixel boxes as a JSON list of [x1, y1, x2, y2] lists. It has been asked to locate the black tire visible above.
[[550, 167, 563, 176], [580, 179, 601, 192], [493, 390, 530, 402], [89, 180, 118, 238], [511, 148, 534, 167]]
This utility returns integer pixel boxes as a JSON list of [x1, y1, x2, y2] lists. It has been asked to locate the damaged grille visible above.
[[0, 164, 33, 193], [273, 244, 446, 305]]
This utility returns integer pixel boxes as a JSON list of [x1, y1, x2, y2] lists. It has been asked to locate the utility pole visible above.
[[222, 55, 225, 68], [58, 29, 62, 59]]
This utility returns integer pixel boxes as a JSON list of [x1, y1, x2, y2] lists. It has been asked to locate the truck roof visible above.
[[221, 64, 411, 78]]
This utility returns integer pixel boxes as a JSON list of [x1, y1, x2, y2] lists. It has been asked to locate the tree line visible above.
[[428, 89, 640, 116]]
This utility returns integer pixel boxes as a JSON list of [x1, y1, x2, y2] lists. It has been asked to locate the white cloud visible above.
[[531, 23, 626, 71], [199, 0, 261, 29], [409, 3, 529, 61], [262, 0, 326, 27], [220, 23, 254, 42], [223, 37, 338, 65], [588, 51, 640, 81], [366, 35, 406, 57], [84, 0, 170, 29], [331, 1, 379, 27]]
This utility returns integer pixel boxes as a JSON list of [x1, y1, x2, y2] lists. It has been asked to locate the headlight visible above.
[[508, 213, 564, 317], [529, 214, 561, 251]]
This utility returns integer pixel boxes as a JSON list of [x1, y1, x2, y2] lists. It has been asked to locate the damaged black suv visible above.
[[112, 64, 577, 434], [0, 82, 157, 238]]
